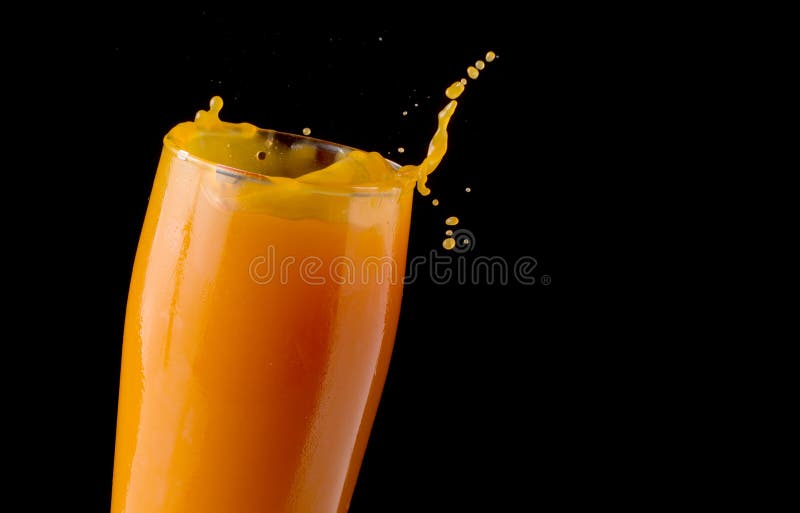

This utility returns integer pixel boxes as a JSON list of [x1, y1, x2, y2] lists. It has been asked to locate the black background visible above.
[[17, 7, 640, 511]]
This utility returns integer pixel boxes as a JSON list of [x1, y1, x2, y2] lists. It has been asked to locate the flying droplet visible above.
[[445, 216, 459, 226], [432, 199, 439, 206], [485, 51, 496, 62], [445, 229, 453, 236], [402, 111, 408, 116], [475, 60, 485, 70], [302, 127, 311, 136], [398, 147, 405, 153], [467, 66, 479, 79], [465, 187, 471, 192], [446, 81, 465, 99], [460, 78, 467, 85], [442, 238, 456, 250]]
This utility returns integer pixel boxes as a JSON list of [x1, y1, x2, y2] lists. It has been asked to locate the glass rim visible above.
[[163, 126, 403, 197]]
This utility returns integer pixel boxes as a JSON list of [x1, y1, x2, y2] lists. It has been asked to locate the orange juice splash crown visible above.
[[168, 50, 496, 199]]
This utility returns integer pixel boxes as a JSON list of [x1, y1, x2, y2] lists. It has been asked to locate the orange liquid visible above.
[[111, 116, 413, 512], [112, 49, 495, 512]]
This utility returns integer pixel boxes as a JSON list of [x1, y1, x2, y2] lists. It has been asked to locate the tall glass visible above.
[[110, 124, 413, 512]]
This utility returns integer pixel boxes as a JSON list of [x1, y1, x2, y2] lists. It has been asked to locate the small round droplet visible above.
[[398, 147, 405, 153], [485, 51, 496, 62], [414, 103, 419, 107], [432, 199, 439, 206], [467, 66, 479, 79], [209, 96, 223, 112], [475, 60, 485, 70], [442, 238, 456, 250], [465, 187, 471, 192], [445, 229, 453, 236], [445, 216, 459, 226], [462, 238, 470, 245], [402, 111, 408, 116], [460, 78, 467, 85], [302, 127, 311, 136], [446, 81, 465, 99], [256, 151, 267, 160]]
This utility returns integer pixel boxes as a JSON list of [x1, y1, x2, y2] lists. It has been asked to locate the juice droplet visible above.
[[445, 216, 459, 226], [465, 187, 471, 192], [398, 147, 405, 153], [209, 96, 223, 115], [302, 127, 311, 136], [462, 237, 470, 245], [460, 78, 467, 85], [485, 51, 496, 62], [467, 66, 480, 79], [402, 111, 408, 116], [432, 199, 439, 206], [445, 229, 453, 236], [475, 60, 485, 70], [446, 81, 465, 99], [442, 238, 456, 250], [194, 96, 226, 127]]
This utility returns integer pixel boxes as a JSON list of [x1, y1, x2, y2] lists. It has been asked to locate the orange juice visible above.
[[112, 50, 495, 512], [111, 100, 413, 513]]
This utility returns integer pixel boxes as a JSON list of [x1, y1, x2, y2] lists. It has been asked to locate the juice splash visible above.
[[177, 50, 495, 200], [168, 49, 495, 234]]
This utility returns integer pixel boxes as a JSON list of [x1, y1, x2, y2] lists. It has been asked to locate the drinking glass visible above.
[[110, 123, 412, 513]]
